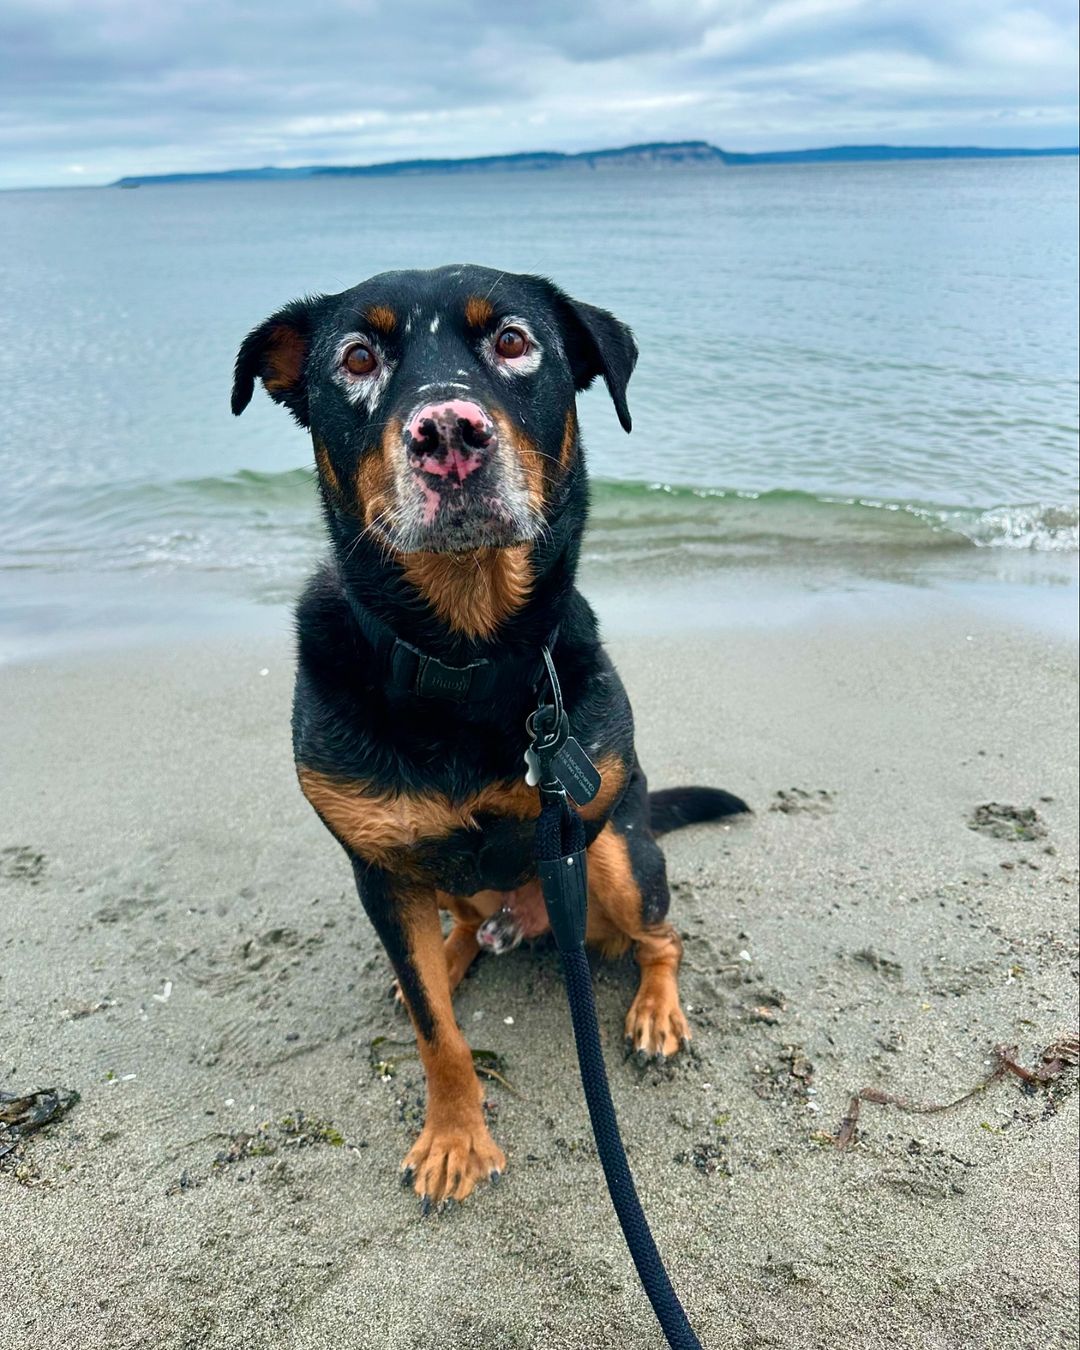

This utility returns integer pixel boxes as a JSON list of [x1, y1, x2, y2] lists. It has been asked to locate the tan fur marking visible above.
[[366, 304, 397, 334], [262, 323, 306, 392], [624, 925, 689, 1057], [393, 894, 487, 1006], [354, 417, 401, 526], [583, 823, 690, 1053], [395, 894, 504, 1202], [442, 920, 482, 994], [438, 890, 503, 925], [400, 545, 533, 641], [582, 822, 638, 959], [491, 409, 546, 510], [297, 753, 625, 870], [559, 408, 577, 472], [313, 437, 340, 496], [355, 454, 384, 525], [464, 295, 494, 327], [585, 753, 627, 821]]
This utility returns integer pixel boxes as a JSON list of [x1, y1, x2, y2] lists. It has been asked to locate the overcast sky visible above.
[[1, 0, 1077, 189]]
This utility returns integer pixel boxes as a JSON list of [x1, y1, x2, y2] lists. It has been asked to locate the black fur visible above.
[[233, 262, 748, 1072], [649, 787, 751, 837]]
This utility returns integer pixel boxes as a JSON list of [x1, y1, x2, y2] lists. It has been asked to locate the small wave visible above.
[[589, 480, 1079, 554], [136, 469, 1080, 553], [917, 501, 1079, 552], [0, 470, 1074, 591], [87, 467, 1080, 555], [179, 466, 317, 505]]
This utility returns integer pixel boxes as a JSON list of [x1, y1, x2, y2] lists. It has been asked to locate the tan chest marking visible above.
[[399, 545, 533, 641]]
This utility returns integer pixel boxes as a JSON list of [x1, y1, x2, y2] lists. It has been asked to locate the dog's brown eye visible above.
[[343, 343, 377, 376], [495, 327, 529, 359]]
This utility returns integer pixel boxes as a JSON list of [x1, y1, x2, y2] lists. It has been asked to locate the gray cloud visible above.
[[0, 0, 1076, 188]]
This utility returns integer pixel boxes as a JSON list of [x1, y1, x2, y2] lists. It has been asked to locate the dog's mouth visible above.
[[396, 475, 535, 553], [390, 399, 538, 553]]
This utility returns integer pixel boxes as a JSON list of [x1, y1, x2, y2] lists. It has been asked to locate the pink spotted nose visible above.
[[405, 399, 495, 484]]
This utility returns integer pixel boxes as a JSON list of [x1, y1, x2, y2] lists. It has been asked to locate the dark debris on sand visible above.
[[0, 1085, 80, 1180], [968, 803, 1047, 842], [165, 1109, 350, 1194]]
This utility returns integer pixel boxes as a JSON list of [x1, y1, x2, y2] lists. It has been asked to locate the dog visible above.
[[231, 265, 748, 1210]]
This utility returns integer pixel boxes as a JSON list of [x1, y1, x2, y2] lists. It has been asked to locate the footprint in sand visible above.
[[769, 788, 835, 817], [0, 846, 46, 884]]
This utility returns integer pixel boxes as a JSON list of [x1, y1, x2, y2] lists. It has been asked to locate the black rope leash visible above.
[[528, 649, 704, 1350]]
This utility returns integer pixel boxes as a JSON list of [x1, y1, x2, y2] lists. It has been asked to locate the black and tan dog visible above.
[[232, 265, 747, 1209]]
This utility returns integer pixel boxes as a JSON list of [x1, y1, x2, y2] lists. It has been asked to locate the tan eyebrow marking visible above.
[[464, 295, 494, 327], [366, 304, 397, 334]]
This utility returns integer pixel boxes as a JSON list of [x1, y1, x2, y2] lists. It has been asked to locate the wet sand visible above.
[[1, 606, 1077, 1349]]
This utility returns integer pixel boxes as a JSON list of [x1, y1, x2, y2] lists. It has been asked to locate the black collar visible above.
[[346, 594, 558, 705]]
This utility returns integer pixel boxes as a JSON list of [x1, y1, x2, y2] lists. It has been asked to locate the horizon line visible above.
[[5, 137, 1079, 193]]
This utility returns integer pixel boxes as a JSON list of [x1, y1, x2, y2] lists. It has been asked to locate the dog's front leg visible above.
[[350, 859, 505, 1208]]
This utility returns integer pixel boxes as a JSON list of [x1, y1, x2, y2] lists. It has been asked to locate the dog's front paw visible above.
[[401, 1116, 506, 1208], [625, 982, 691, 1062]]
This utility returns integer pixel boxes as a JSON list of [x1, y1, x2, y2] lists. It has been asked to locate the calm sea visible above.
[[1, 159, 1076, 655]]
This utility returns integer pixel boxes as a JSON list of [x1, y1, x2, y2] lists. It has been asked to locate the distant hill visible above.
[[112, 140, 1079, 187]]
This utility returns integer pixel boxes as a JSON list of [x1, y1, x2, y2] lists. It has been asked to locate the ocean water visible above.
[[0, 158, 1076, 654]]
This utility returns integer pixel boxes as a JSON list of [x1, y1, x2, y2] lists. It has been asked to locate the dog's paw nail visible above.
[[489, 1168, 501, 1185], [442, 1197, 458, 1214], [634, 1049, 649, 1069], [419, 1194, 433, 1217], [655, 1053, 667, 1068], [400, 1166, 414, 1188], [623, 1037, 634, 1058]]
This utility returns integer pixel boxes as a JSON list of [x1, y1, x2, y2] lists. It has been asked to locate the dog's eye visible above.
[[343, 343, 377, 376], [495, 328, 530, 360]]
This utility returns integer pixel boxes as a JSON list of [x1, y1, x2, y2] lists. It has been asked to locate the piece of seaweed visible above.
[[831, 1036, 1079, 1149]]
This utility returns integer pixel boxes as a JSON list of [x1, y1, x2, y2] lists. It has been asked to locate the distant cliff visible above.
[[112, 140, 1078, 187]]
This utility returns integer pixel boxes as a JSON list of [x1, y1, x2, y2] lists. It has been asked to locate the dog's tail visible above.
[[648, 786, 751, 837]]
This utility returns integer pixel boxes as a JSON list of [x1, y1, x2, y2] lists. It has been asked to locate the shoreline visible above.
[[2, 552, 1077, 667], [2, 602, 1077, 1348]]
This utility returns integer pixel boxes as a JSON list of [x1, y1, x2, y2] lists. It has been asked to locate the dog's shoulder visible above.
[[294, 559, 352, 674]]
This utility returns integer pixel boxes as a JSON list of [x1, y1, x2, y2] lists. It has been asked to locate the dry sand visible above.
[[1, 604, 1077, 1349]]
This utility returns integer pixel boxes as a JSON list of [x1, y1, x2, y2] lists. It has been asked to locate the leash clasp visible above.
[[524, 646, 602, 807]]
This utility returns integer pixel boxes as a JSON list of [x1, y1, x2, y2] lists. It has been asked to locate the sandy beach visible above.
[[2, 601, 1077, 1350]]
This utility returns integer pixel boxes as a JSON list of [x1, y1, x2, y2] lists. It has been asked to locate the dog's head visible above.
[[231, 265, 636, 554]]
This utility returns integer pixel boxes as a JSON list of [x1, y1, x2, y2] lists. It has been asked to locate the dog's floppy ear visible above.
[[231, 295, 324, 425], [551, 289, 638, 433]]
